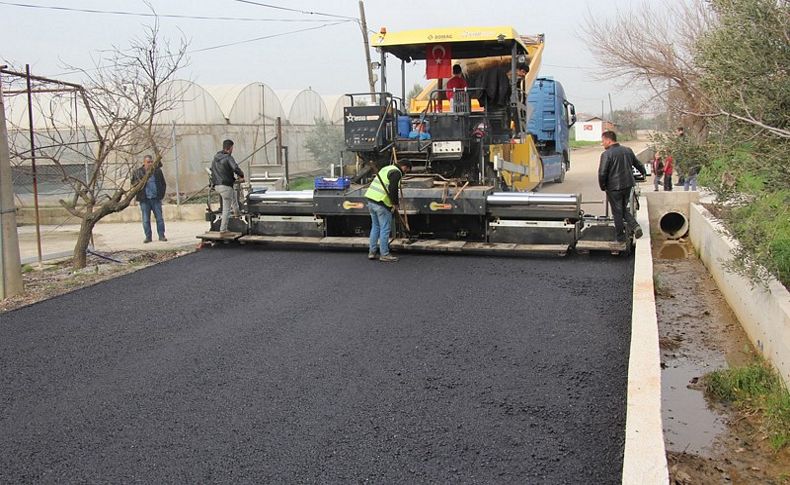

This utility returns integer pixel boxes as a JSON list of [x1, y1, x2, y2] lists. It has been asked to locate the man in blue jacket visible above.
[[131, 155, 167, 243], [598, 131, 646, 242]]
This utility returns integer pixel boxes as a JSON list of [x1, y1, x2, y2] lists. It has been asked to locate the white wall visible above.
[[575, 120, 602, 141]]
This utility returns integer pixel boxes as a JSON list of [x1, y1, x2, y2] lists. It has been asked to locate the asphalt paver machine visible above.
[[200, 26, 636, 256]]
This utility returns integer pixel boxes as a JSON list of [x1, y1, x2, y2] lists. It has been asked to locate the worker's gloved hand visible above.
[[391, 204, 399, 213]]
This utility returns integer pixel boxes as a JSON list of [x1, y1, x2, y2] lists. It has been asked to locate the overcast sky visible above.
[[2, 0, 657, 115]]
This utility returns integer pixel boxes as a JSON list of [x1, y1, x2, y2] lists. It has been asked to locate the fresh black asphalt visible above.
[[0, 247, 633, 483]]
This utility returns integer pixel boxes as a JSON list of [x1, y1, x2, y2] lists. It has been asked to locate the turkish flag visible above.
[[426, 44, 452, 79]]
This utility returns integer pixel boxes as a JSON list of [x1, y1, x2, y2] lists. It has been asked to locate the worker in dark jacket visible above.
[[598, 131, 646, 242], [210, 139, 245, 233], [364, 160, 412, 262], [131, 154, 167, 243]]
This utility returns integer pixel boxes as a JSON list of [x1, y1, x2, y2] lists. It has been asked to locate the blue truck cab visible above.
[[527, 77, 577, 184]]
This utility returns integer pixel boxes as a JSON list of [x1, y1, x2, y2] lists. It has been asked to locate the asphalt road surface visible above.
[[0, 247, 633, 483]]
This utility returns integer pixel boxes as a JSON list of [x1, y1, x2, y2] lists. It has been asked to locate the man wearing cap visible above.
[[365, 160, 412, 262]]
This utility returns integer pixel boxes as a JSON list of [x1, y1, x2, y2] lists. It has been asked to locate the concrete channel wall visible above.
[[690, 203, 790, 387]]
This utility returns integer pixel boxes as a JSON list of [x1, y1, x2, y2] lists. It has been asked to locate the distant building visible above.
[[574, 116, 616, 141]]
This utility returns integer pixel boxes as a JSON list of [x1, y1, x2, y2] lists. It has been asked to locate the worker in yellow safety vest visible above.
[[365, 160, 412, 262]]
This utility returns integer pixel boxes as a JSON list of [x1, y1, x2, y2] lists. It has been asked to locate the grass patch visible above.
[[705, 359, 790, 450], [289, 176, 315, 191], [570, 140, 600, 149]]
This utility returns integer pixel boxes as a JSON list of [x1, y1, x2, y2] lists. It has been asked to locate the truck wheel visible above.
[[554, 163, 566, 183]]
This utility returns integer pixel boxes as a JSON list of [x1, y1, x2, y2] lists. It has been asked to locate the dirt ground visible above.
[[0, 249, 192, 314], [654, 238, 790, 484]]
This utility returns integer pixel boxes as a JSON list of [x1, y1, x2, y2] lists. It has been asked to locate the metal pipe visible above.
[[25, 64, 42, 267], [248, 190, 314, 202], [171, 121, 181, 208], [489, 192, 578, 198], [0, 67, 83, 89], [478, 141, 485, 184], [401, 58, 406, 110], [380, 49, 387, 100], [486, 193, 579, 205]]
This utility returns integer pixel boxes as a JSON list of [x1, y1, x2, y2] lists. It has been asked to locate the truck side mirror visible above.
[[567, 103, 577, 128]]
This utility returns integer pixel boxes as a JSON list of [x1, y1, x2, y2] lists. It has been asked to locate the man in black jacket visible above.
[[210, 139, 245, 233], [598, 131, 646, 242], [131, 155, 167, 243]]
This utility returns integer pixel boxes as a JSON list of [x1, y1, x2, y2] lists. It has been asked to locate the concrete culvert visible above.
[[659, 211, 689, 239]]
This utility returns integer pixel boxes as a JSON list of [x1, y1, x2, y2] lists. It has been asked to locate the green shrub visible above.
[[728, 191, 790, 286], [705, 359, 790, 450]]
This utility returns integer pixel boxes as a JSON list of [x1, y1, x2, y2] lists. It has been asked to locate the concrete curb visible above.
[[689, 203, 790, 387], [622, 195, 669, 484]]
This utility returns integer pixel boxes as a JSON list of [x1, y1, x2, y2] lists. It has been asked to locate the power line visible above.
[[49, 20, 351, 77], [231, 0, 357, 21], [0, 1, 334, 22], [543, 63, 597, 71], [190, 20, 351, 53]]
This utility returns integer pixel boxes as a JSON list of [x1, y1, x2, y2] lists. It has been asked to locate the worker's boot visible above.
[[368, 252, 378, 260], [379, 254, 399, 262]]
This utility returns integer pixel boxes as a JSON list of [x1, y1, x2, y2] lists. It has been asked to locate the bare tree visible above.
[[5, 22, 187, 268], [581, 0, 715, 136], [610, 108, 642, 138]]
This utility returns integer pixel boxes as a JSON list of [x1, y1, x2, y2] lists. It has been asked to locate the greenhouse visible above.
[[6, 79, 350, 200]]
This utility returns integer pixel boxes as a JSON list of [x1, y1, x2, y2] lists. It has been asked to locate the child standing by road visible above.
[[652, 152, 664, 192]]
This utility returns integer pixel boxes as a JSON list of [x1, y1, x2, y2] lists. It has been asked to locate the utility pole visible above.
[[608, 93, 614, 122], [0, 68, 24, 298], [358, 0, 376, 103]]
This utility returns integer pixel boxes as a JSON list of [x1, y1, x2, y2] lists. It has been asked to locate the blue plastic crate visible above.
[[314, 176, 351, 190]]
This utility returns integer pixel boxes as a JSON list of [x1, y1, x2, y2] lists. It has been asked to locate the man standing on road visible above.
[[598, 131, 646, 242], [211, 139, 245, 234], [365, 160, 412, 262], [132, 154, 167, 243]]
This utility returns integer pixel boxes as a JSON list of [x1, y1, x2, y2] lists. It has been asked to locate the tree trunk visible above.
[[72, 217, 97, 269]]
